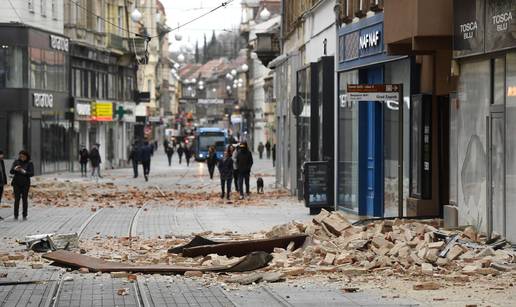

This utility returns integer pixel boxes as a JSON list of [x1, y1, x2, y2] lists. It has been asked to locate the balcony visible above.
[[107, 33, 128, 53], [255, 32, 280, 67]]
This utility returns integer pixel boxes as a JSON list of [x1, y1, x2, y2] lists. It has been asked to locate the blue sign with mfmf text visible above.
[[338, 13, 403, 72], [358, 22, 383, 57]]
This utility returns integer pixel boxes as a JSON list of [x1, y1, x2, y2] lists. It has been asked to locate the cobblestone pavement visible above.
[[0, 152, 505, 306]]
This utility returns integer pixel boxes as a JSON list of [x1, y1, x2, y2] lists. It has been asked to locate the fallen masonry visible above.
[[16, 209, 515, 286]]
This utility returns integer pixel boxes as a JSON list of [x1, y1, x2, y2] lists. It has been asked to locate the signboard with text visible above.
[[485, 0, 516, 52], [91, 101, 113, 121], [304, 161, 329, 208], [453, 0, 485, 58], [346, 84, 401, 102]]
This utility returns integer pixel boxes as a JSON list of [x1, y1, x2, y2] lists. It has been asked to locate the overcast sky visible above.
[[161, 0, 242, 51]]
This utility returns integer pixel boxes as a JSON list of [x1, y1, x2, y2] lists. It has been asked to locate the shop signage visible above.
[[50, 35, 69, 52], [304, 161, 329, 207], [359, 30, 381, 51], [148, 116, 161, 123], [198, 99, 224, 104], [91, 101, 113, 121], [453, 0, 485, 58], [346, 84, 401, 102], [231, 114, 242, 124], [116, 102, 136, 122], [33, 93, 53, 108], [337, 13, 403, 71], [75, 101, 91, 120], [485, 0, 516, 52]]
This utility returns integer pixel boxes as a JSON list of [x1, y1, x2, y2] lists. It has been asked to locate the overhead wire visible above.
[[69, 0, 236, 39], [7, 0, 23, 23]]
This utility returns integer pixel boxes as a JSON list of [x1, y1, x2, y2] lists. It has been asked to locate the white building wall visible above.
[[304, 0, 336, 62], [0, 0, 64, 34]]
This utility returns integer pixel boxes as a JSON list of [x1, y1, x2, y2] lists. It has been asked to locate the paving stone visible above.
[[138, 275, 234, 307], [80, 207, 138, 238], [55, 274, 139, 307], [0, 267, 62, 307]]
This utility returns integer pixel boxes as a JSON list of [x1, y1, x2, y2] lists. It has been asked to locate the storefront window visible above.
[[296, 66, 311, 198], [450, 94, 459, 205], [41, 113, 74, 173], [505, 52, 516, 239], [457, 60, 490, 229], [8, 112, 24, 159], [337, 70, 359, 212], [0, 46, 27, 88], [29, 47, 67, 92], [494, 57, 505, 105], [384, 59, 411, 217]]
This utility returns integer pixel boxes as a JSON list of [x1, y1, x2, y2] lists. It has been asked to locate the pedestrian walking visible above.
[[236, 142, 253, 200], [272, 143, 276, 167], [140, 140, 154, 182], [10, 150, 34, 221], [165, 143, 175, 166], [265, 141, 271, 159], [0, 150, 7, 208], [89, 144, 102, 180], [218, 147, 233, 200], [177, 144, 184, 164], [163, 139, 169, 153], [78, 145, 89, 177], [258, 142, 265, 159], [184, 145, 193, 167], [206, 145, 218, 179], [231, 145, 239, 193], [128, 142, 140, 178]]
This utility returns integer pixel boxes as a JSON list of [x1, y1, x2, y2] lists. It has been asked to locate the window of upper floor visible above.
[[41, 0, 47, 17]]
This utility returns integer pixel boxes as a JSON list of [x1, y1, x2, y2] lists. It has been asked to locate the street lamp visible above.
[[231, 69, 237, 76], [241, 64, 249, 72], [178, 54, 185, 63], [130, 8, 143, 23], [260, 7, 271, 21]]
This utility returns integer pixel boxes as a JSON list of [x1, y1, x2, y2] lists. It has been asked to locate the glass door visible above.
[[488, 111, 506, 238]]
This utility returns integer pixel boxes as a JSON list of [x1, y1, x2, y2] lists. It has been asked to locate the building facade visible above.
[[65, 0, 138, 170], [0, 1, 72, 174], [449, 0, 516, 242]]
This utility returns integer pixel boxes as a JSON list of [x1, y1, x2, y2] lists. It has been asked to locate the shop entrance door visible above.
[[488, 111, 505, 238]]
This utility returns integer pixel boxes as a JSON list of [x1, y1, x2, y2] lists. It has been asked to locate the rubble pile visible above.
[[0, 178, 289, 208], [260, 210, 515, 280]]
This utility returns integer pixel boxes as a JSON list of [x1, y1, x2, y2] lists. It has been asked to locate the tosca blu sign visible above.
[[91, 101, 113, 121]]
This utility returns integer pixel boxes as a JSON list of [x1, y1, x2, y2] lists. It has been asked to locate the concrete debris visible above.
[[413, 281, 440, 290], [116, 288, 129, 296]]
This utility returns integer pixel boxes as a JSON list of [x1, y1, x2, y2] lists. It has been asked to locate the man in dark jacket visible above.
[[265, 141, 271, 159], [218, 147, 233, 200], [184, 145, 193, 167], [140, 140, 154, 181], [89, 144, 102, 179], [236, 142, 253, 200], [128, 141, 141, 178], [10, 150, 34, 220], [206, 146, 218, 179], [177, 144, 184, 164], [0, 150, 7, 212], [78, 145, 89, 177]]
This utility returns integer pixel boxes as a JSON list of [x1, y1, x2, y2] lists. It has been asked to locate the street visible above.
[[0, 152, 513, 307]]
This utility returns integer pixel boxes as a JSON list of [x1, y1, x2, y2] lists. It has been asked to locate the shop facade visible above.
[[452, 0, 516, 241], [336, 13, 412, 217], [0, 24, 74, 175], [69, 41, 137, 170]]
